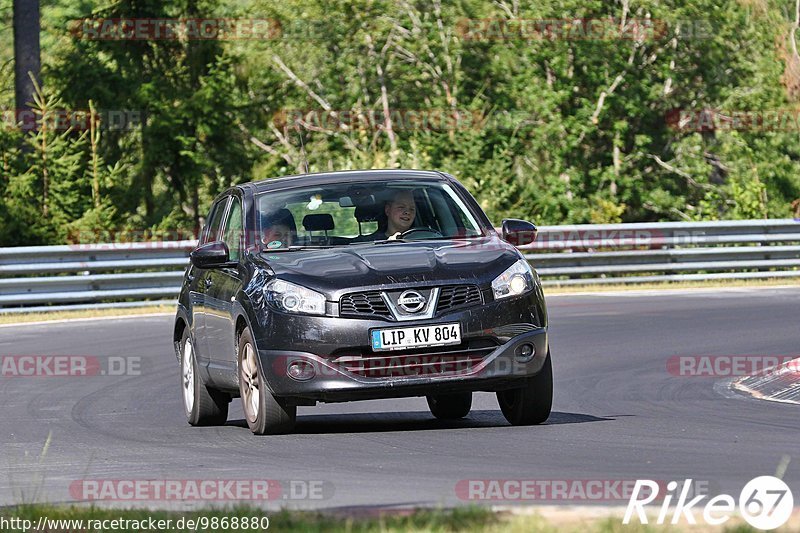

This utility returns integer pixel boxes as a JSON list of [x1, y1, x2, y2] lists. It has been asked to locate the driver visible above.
[[353, 189, 417, 242], [384, 189, 417, 238]]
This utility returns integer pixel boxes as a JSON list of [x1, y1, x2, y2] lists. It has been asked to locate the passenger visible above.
[[261, 208, 296, 249]]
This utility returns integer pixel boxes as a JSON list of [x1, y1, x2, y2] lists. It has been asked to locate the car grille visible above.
[[339, 291, 392, 319], [329, 340, 498, 379], [339, 284, 482, 320], [436, 284, 482, 314], [492, 323, 539, 337]]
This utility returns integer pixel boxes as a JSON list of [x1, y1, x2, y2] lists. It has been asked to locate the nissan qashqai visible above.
[[174, 170, 551, 435]]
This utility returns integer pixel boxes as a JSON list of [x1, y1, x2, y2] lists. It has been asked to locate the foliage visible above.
[[1, 0, 800, 245]]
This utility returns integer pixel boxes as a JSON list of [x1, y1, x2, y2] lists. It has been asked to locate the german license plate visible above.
[[370, 323, 461, 351]]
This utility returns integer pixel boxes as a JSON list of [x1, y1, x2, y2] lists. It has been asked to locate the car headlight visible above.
[[265, 279, 326, 315], [492, 259, 535, 300]]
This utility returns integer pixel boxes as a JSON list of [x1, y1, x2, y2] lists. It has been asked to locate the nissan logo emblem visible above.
[[397, 290, 426, 313]]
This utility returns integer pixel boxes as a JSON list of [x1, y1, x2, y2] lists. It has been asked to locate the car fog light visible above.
[[515, 343, 535, 362], [287, 360, 315, 381]]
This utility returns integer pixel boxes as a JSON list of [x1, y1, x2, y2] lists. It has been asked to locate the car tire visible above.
[[181, 329, 229, 426], [238, 327, 296, 435], [496, 351, 552, 426], [426, 393, 472, 419]]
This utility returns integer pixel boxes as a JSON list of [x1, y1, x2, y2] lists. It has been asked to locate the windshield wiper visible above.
[[448, 235, 483, 240], [368, 239, 410, 245], [260, 245, 334, 252], [344, 239, 408, 246]]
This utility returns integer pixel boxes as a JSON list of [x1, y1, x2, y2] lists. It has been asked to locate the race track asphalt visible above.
[[1, 287, 798, 510]]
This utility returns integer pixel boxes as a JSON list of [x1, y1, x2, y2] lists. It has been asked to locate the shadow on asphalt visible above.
[[226, 410, 616, 434]]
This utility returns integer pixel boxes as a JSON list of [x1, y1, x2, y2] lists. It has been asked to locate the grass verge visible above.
[[0, 504, 779, 532], [0, 278, 798, 325], [544, 277, 800, 294], [0, 305, 174, 326]]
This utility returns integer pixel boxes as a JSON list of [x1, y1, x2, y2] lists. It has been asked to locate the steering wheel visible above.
[[399, 227, 444, 240]]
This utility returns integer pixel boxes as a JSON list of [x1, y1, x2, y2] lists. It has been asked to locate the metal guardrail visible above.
[[0, 220, 798, 312], [524, 219, 800, 285], [0, 241, 196, 312]]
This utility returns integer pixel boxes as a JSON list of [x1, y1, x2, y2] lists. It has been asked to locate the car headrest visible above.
[[303, 213, 335, 232], [354, 204, 383, 222], [261, 208, 296, 232]]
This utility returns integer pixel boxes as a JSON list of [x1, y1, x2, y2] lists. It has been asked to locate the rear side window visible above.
[[202, 197, 230, 244], [223, 198, 243, 262]]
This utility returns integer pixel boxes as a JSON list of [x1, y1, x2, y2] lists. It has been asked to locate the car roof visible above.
[[239, 169, 451, 195]]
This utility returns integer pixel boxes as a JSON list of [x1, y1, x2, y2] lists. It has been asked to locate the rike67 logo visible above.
[[624, 476, 793, 529]]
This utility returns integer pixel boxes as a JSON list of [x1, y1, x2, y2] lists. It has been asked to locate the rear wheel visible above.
[[496, 351, 552, 426], [180, 329, 229, 426], [426, 392, 472, 419], [238, 327, 296, 435]]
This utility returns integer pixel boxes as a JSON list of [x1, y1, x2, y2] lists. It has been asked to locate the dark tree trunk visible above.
[[13, 0, 41, 133]]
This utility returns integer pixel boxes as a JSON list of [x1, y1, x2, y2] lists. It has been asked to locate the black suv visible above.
[[174, 170, 551, 434]]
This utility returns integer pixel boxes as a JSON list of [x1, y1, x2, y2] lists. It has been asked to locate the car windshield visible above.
[[255, 180, 485, 249]]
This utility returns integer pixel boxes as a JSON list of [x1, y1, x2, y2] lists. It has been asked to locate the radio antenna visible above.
[[296, 125, 309, 174]]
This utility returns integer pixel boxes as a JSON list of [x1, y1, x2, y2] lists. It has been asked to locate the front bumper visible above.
[[254, 293, 548, 402]]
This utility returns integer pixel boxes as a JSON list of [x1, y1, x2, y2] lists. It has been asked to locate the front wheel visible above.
[[426, 393, 472, 419], [496, 351, 552, 425], [238, 327, 296, 435], [180, 329, 229, 426]]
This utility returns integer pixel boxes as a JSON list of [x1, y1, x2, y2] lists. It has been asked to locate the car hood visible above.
[[256, 236, 520, 299]]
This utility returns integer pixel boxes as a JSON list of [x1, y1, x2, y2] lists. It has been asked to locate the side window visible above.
[[223, 198, 243, 262], [202, 197, 229, 244]]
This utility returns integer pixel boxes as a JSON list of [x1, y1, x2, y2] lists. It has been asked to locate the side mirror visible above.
[[190, 241, 232, 269], [501, 219, 538, 247]]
